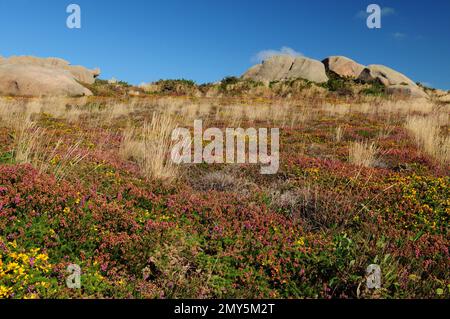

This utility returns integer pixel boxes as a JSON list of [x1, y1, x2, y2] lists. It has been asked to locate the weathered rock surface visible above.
[[358, 64, 416, 87], [322, 56, 365, 78], [358, 64, 429, 98], [434, 89, 448, 97], [242, 64, 263, 80], [423, 88, 449, 101], [66, 65, 101, 84], [438, 93, 450, 103], [0, 55, 100, 84], [0, 64, 92, 97], [242, 55, 328, 83], [386, 84, 429, 99]]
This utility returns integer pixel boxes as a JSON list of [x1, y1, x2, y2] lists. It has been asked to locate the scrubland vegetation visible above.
[[0, 82, 448, 299]]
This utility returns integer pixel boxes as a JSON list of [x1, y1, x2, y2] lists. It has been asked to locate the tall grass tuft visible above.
[[335, 126, 343, 143], [348, 140, 379, 167], [405, 114, 449, 165], [120, 112, 180, 183], [12, 118, 86, 181]]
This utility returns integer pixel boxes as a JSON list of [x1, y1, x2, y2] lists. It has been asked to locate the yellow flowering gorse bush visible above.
[[0, 241, 54, 299]]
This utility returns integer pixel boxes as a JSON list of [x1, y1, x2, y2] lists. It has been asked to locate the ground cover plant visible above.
[[0, 90, 448, 299]]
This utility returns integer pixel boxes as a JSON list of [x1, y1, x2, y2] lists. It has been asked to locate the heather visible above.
[[0, 93, 448, 299]]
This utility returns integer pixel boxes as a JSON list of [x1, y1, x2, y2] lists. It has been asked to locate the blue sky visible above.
[[0, 0, 449, 89]]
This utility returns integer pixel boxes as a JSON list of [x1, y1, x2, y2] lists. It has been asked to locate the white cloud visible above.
[[356, 6, 396, 19], [252, 46, 303, 63]]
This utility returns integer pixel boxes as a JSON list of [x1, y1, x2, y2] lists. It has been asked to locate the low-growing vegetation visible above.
[[0, 90, 448, 299]]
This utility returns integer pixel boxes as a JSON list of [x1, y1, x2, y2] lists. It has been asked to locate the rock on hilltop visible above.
[[322, 56, 365, 78], [358, 64, 427, 98], [0, 55, 100, 97], [2, 56, 100, 84], [242, 54, 428, 98], [0, 64, 92, 97], [358, 64, 416, 87], [242, 55, 328, 84]]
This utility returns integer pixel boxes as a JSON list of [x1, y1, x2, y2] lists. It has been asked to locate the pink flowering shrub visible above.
[[0, 162, 448, 298]]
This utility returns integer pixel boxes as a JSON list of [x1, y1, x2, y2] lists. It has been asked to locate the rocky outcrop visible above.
[[0, 56, 100, 84], [242, 64, 263, 80], [322, 56, 365, 78], [242, 55, 328, 83], [433, 89, 450, 102], [434, 89, 448, 97], [358, 64, 428, 98], [438, 93, 450, 103], [358, 64, 416, 87], [0, 64, 92, 97], [386, 84, 429, 99], [65, 65, 101, 84]]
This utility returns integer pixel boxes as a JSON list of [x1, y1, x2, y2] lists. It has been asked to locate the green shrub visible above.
[[117, 80, 131, 87], [321, 72, 354, 96], [361, 82, 386, 96], [220, 76, 240, 86], [153, 79, 197, 95], [218, 77, 263, 94]]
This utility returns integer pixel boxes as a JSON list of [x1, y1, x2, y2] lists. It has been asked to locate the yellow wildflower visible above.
[[295, 237, 305, 247], [0, 285, 12, 298]]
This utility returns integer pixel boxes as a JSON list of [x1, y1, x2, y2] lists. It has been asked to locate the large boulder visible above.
[[434, 89, 448, 97], [0, 55, 100, 84], [5, 56, 70, 68], [242, 64, 263, 80], [438, 93, 450, 103], [322, 56, 365, 78], [358, 64, 416, 87], [0, 64, 92, 97], [358, 64, 428, 98], [66, 65, 101, 84], [386, 84, 429, 99], [242, 55, 328, 83], [243, 55, 295, 82]]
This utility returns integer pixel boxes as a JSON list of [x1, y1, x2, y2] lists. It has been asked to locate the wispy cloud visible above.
[[381, 7, 396, 16], [392, 32, 407, 39], [356, 6, 396, 19], [252, 46, 303, 63]]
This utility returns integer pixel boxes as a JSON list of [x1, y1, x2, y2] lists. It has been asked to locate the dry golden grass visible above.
[[348, 140, 379, 167], [322, 97, 439, 118], [405, 114, 450, 165], [120, 112, 180, 183], [119, 126, 142, 161], [2, 93, 448, 184], [361, 97, 435, 115], [214, 101, 309, 128], [65, 106, 85, 124], [0, 99, 30, 128], [322, 103, 351, 117], [12, 118, 86, 181], [335, 126, 343, 143], [13, 119, 43, 164], [1, 97, 144, 127], [0, 98, 87, 180], [142, 112, 181, 182]]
